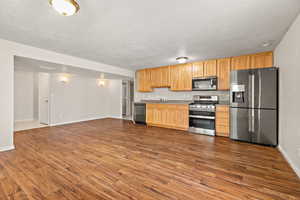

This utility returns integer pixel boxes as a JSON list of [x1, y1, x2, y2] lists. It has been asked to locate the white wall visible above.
[[0, 51, 14, 151], [109, 80, 123, 118], [275, 13, 300, 177], [0, 38, 134, 151], [14, 71, 36, 121], [33, 73, 39, 119], [50, 74, 122, 125]]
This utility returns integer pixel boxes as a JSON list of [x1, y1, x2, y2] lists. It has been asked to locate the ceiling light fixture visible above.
[[261, 41, 273, 47], [49, 0, 80, 16], [176, 57, 189, 64]]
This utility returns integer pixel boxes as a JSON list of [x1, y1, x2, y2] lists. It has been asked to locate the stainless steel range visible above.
[[189, 95, 218, 136]]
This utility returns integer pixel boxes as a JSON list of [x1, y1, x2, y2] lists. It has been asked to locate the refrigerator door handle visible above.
[[248, 108, 255, 133], [248, 109, 252, 133], [251, 74, 255, 108], [251, 109, 255, 133]]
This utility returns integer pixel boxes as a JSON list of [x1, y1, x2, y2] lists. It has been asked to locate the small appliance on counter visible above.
[[192, 77, 217, 91], [230, 67, 278, 146], [189, 95, 219, 136], [133, 102, 146, 124]]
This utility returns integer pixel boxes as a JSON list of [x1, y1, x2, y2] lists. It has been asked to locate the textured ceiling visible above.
[[14, 56, 131, 80], [1, 0, 300, 70]]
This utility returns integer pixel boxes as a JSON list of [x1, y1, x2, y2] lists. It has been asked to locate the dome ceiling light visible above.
[[49, 0, 80, 16], [176, 57, 189, 64]]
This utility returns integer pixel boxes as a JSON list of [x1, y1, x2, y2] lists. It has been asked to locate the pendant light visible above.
[[49, 0, 80, 16]]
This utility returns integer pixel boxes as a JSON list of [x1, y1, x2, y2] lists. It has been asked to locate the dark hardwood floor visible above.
[[0, 118, 299, 200]]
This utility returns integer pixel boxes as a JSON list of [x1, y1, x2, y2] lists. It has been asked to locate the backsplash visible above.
[[135, 87, 230, 102]]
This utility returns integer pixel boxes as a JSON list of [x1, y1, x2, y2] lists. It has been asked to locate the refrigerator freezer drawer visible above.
[[230, 107, 251, 142], [252, 109, 278, 146], [230, 107, 278, 146]]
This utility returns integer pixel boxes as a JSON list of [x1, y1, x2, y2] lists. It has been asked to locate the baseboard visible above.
[[50, 116, 110, 126], [278, 145, 300, 178], [0, 145, 15, 152], [14, 119, 35, 122], [109, 115, 123, 119], [50, 114, 131, 127]]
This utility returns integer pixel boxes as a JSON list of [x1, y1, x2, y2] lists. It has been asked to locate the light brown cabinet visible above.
[[250, 51, 273, 69], [217, 58, 231, 90], [151, 66, 170, 88], [192, 60, 216, 78], [231, 55, 251, 71], [137, 51, 273, 93], [231, 51, 273, 71], [192, 61, 204, 78], [137, 69, 152, 92], [203, 59, 217, 77], [170, 63, 192, 91], [216, 105, 230, 137], [146, 104, 189, 131]]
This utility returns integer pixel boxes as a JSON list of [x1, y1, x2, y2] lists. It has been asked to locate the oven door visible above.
[[189, 110, 215, 136]]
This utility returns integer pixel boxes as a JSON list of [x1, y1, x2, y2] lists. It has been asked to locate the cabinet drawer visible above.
[[216, 125, 230, 136], [216, 112, 229, 120], [216, 118, 229, 127], [216, 105, 229, 112]]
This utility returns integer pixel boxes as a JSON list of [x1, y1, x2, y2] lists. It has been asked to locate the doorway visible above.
[[39, 73, 50, 125], [14, 70, 51, 131], [122, 80, 134, 120]]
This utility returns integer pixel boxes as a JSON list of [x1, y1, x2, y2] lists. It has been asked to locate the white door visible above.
[[39, 73, 50, 125]]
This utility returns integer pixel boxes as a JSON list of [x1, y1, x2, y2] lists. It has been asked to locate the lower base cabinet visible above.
[[146, 104, 189, 131], [216, 105, 230, 137]]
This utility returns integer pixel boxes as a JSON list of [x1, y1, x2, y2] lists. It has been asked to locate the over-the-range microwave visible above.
[[192, 77, 217, 91]]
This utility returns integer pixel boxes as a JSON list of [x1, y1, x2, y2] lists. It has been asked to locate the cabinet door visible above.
[[150, 68, 159, 88], [175, 105, 189, 129], [153, 104, 162, 125], [146, 104, 154, 124], [217, 58, 231, 90], [231, 55, 251, 71], [137, 69, 152, 92], [250, 51, 273, 69], [170, 64, 192, 91], [216, 105, 230, 137], [192, 61, 204, 78], [160, 66, 171, 87], [203, 59, 217, 77], [150, 66, 170, 88]]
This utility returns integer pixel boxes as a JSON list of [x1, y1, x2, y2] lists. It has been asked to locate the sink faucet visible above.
[[160, 98, 168, 102]]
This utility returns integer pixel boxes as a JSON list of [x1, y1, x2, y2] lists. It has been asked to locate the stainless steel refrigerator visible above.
[[230, 67, 278, 146]]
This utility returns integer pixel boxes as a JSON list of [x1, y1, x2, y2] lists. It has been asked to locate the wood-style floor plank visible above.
[[0, 118, 299, 200]]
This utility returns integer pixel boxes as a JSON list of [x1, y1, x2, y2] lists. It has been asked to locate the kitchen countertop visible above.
[[136, 100, 230, 105], [217, 101, 230, 105], [137, 100, 192, 104]]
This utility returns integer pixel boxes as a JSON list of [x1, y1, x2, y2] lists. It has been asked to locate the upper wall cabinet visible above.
[[217, 58, 231, 90], [231, 51, 274, 71], [192, 61, 204, 78], [137, 69, 152, 92], [136, 51, 273, 92], [250, 51, 273, 69], [192, 60, 217, 78], [231, 55, 251, 71], [203, 59, 217, 77], [151, 66, 170, 88], [170, 63, 192, 91]]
